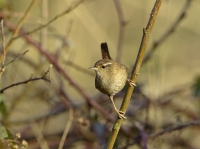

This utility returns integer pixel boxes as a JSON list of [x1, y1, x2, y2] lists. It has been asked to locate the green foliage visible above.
[[0, 123, 13, 140], [6, 128, 13, 140], [0, 124, 8, 139], [0, 124, 27, 149], [0, 101, 7, 118], [193, 76, 200, 97]]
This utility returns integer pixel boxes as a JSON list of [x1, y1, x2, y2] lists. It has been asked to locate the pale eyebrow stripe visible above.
[[103, 62, 112, 67]]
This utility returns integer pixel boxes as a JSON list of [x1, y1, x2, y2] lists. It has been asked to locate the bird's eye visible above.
[[102, 65, 105, 69]]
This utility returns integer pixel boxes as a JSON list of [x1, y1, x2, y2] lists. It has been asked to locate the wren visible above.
[[90, 43, 134, 119]]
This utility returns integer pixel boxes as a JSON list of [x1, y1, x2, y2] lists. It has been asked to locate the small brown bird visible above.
[[90, 43, 134, 119]]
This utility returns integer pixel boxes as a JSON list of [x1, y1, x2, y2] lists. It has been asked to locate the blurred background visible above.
[[0, 0, 200, 149]]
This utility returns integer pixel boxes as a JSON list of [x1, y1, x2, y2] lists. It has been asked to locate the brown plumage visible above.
[[89, 43, 130, 119]]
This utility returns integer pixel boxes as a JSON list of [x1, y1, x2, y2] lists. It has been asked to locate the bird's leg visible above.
[[109, 96, 127, 119], [127, 79, 136, 86]]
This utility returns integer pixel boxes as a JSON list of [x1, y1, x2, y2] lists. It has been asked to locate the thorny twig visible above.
[[0, 50, 29, 79], [4, 50, 29, 67], [0, 65, 52, 93]]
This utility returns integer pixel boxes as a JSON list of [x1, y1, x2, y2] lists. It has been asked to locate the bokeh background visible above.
[[0, 0, 200, 149]]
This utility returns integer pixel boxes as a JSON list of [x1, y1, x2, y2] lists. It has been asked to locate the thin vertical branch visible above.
[[0, 19, 6, 79], [0, 20, 6, 66], [113, 0, 127, 63], [58, 108, 73, 149], [106, 0, 162, 148], [30, 122, 50, 149]]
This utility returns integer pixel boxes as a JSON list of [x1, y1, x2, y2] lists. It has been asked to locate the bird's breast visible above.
[[95, 69, 127, 96]]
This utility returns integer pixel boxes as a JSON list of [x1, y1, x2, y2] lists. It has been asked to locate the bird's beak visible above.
[[89, 67, 97, 70]]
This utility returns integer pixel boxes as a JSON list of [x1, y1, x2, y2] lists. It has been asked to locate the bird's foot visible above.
[[116, 110, 127, 119], [127, 79, 136, 87]]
